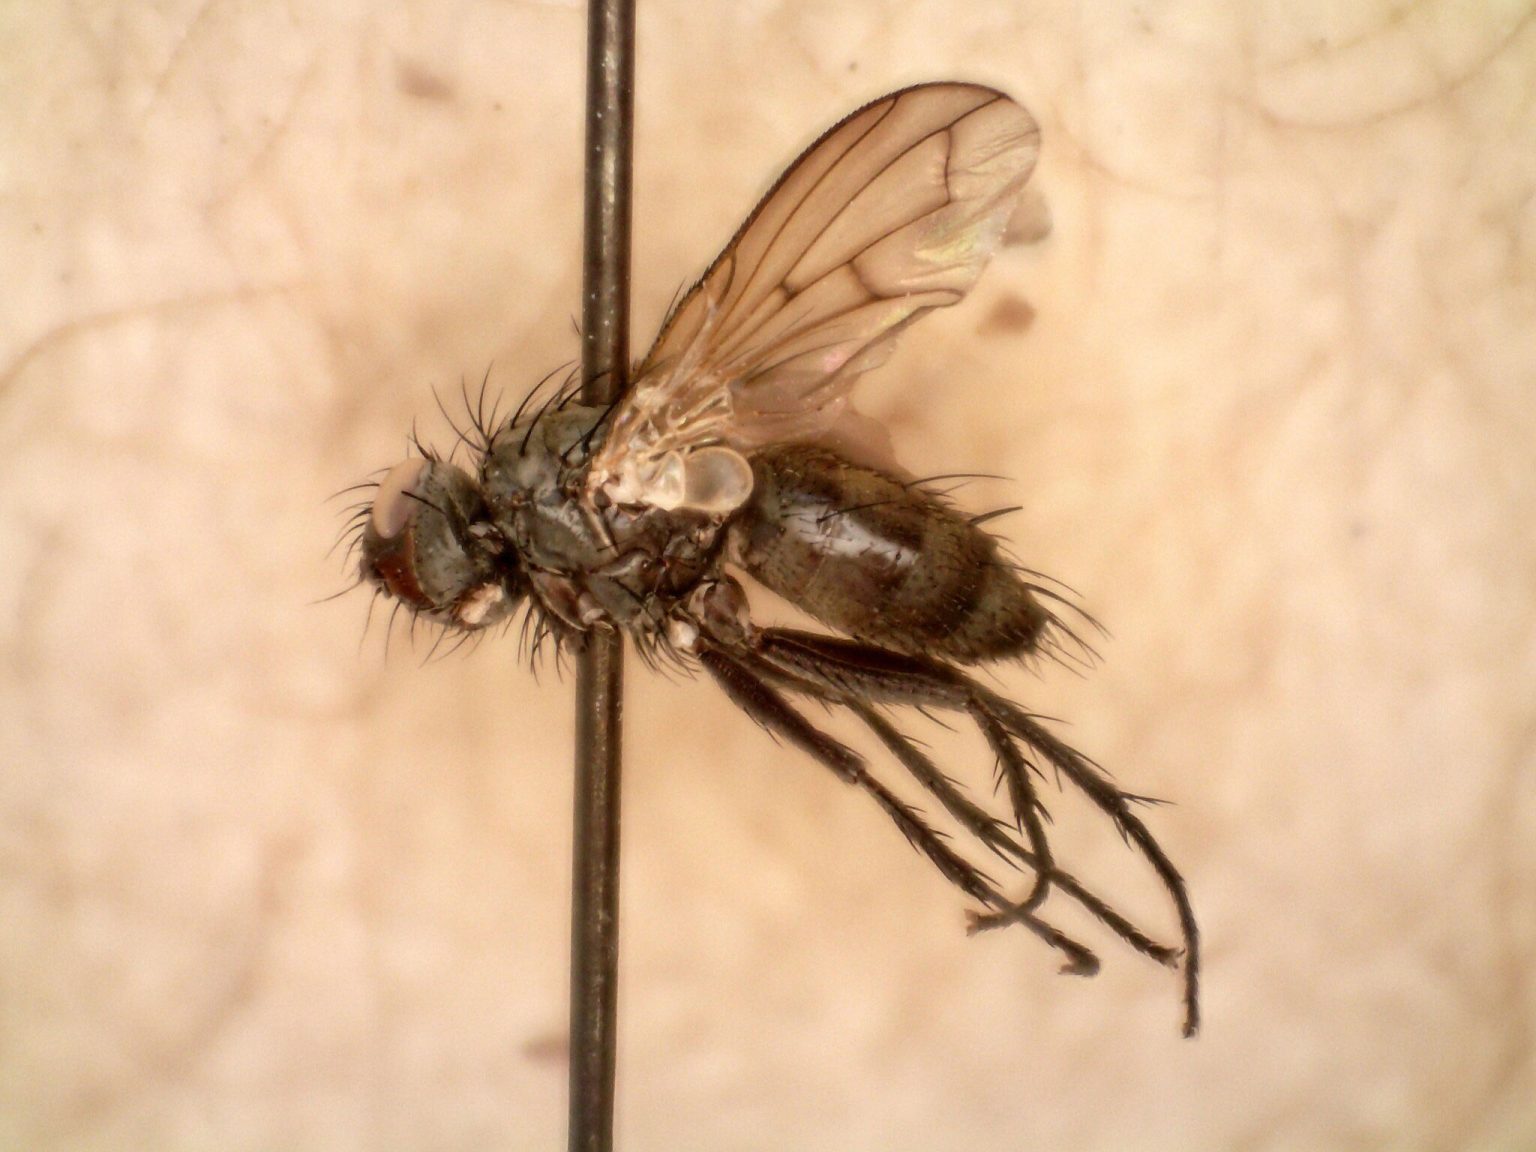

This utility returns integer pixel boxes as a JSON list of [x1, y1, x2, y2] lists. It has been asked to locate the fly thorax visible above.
[[482, 407, 605, 508]]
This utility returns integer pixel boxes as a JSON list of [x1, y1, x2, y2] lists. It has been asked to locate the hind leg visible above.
[[679, 579, 1199, 1035], [747, 628, 1201, 1037], [698, 643, 1101, 975]]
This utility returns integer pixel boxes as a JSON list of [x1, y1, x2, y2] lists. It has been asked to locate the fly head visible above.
[[359, 456, 523, 631]]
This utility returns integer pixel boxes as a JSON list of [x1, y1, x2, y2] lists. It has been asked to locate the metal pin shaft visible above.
[[568, 0, 634, 1149]]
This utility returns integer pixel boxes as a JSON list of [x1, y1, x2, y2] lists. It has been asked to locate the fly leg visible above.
[[696, 645, 1052, 941], [843, 703, 1177, 966], [682, 578, 1096, 971], [718, 647, 1103, 976], [751, 629, 1201, 1038], [679, 581, 1197, 1033]]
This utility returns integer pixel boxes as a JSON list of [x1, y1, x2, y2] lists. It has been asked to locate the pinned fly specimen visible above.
[[342, 84, 1200, 1035]]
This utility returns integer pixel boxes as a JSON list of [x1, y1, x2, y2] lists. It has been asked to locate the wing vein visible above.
[[716, 100, 994, 357], [709, 99, 899, 339], [588, 85, 1037, 512]]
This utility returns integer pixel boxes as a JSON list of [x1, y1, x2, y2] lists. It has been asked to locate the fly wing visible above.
[[589, 83, 1040, 513]]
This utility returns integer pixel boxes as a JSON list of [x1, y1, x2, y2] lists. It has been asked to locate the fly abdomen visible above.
[[730, 445, 1047, 664]]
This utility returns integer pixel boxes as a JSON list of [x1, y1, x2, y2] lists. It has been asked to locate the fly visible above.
[[340, 83, 1200, 1035]]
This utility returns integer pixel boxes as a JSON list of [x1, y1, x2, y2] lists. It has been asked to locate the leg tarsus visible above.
[[965, 909, 1100, 977], [970, 703, 1054, 914], [849, 699, 1174, 969], [978, 689, 1202, 1037], [860, 686, 1184, 973]]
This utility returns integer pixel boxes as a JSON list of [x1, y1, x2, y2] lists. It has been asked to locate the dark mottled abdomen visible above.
[[729, 445, 1047, 663]]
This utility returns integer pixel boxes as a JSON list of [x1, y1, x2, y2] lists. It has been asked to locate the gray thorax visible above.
[[481, 405, 727, 631]]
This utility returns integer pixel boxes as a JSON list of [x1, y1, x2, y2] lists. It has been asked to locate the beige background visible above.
[[3, 2, 1534, 1149]]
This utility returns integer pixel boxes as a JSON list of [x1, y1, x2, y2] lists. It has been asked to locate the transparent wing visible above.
[[590, 83, 1040, 512]]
